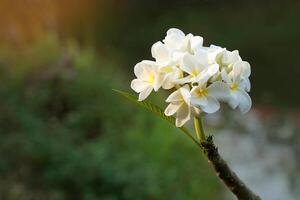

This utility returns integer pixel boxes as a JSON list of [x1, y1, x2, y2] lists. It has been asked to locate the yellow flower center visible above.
[[148, 73, 155, 83], [227, 63, 233, 71], [196, 88, 208, 97], [162, 66, 173, 73], [231, 83, 238, 91], [191, 69, 200, 77]]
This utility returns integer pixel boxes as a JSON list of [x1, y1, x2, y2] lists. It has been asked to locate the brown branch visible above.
[[201, 136, 262, 200]]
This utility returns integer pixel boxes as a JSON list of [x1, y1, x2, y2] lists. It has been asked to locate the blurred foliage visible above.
[[1, 0, 300, 199], [0, 35, 221, 200]]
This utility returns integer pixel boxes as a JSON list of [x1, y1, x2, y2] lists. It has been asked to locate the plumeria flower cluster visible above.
[[131, 28, 251, 127]]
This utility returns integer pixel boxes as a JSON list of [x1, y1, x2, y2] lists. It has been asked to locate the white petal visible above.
[[232, 61, 244, 81], [162, 76, 174, 90], [153, 73, 163, 91], [228, 91, 239, 109], [174, 75, 192, 84], [138, 86, 153, 101], [190, 85, 199, 93], [221, 69, 232, 83], [210, 71, 222, 82], [207, 81, 230, 101], [237, 77, 249, 91], [166, 28, 185, 37], [131, 79, 149, 93], [243, 77, 251, 92], [179, 85, 191, 105], [164, 28, 185, 50], [201, 96, 220, 114], [172, 51, 186, 64], [175, 104, 190, 127], [241, 61, 251, 77], [222, 50, 241, 65], [205, 64, 219, 76], [194, 48, 211, 66], [193, 73, 209, 86], [134, 60, 156, 80], [236, 90, 252, 114], [166, 90, 182, 103], [151, 41, 170, 65], [142, 62, 157, 80], [162, 71, 180, 89], [181, 54, 199, 75], [162, 83, 173, 90], [190, 36, 203, 51], [164, 102, 182, 116], [209, 44, 224, 50], [193, 64, 219, 84], [182, 33, 193, 52], [190, 96, 208, 106], [133, 62, 144, 79]]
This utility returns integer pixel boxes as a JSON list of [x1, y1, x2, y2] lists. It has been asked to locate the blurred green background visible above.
[[0, 0, 299, 199]]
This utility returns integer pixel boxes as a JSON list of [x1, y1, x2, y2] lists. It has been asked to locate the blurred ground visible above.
[[0, 0, 299, 199]]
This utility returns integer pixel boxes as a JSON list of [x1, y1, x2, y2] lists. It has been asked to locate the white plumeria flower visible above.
[[232, 60, 251, 92], [131, 60, 163, 101], [176, 53, 219, 84], [163, 28, 204, 54], [131, 28, 253, 124], [197, 45, 225, 83], [151, 33, 190, 67], [221, 50, 241, 66], [164, 85, 191, 127], [221, 65, 252, 113], [211, 47, 247, 83], [216, 48, 242, 71], [151, 41, 183, 89], [151, 41, 174, 67], [190, 81, 230, 113], [196, 45, 225, 64], [159, 65, 182, 89]]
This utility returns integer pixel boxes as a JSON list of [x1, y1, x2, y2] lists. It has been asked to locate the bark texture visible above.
[[201, 136, 262, 200]]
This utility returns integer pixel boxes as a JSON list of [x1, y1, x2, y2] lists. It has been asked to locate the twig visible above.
[[201, 136, 262, 200]]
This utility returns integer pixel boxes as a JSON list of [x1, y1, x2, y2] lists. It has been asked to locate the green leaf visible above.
[[113, 89, 200, 146], [113, 89, 174, 123]]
